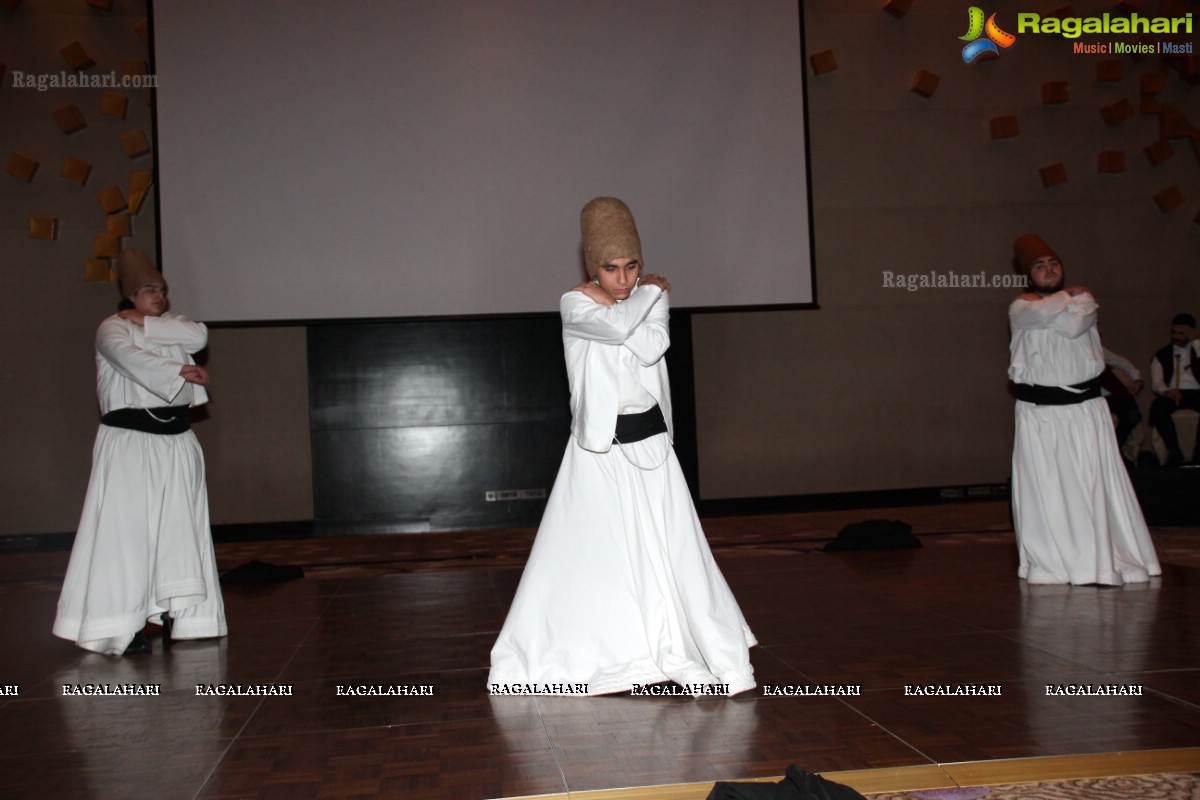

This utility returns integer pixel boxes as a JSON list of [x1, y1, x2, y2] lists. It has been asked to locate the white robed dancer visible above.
[[489, 197, 756, 696], [54, 249, 227, 655], [1008, 234, 1160, 585]]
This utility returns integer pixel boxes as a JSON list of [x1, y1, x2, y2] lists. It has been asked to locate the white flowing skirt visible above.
[[53, 425, 227, 654], [488, 434, 756, 696], [1012, 398, 1161, 585]]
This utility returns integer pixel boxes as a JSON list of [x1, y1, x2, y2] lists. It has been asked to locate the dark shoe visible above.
[[124, 632, 151, 655], [161, 612, 174, 647]]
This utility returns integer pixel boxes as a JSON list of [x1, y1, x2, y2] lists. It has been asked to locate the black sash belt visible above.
[[614, 404, 668, 444], [1015, 376, 1102, 406], [101, 406, 191, 435]]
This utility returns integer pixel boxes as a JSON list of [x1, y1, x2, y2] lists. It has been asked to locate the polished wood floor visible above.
[[2, 501, 1199, 799]]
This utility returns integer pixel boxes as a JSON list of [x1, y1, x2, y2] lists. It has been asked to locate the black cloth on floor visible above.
[[707, 766, 869, 800], [220, 559, 305, 583], [822, 519, 920, 552]]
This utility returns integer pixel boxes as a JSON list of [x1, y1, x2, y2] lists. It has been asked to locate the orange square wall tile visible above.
[[85, 259, 112, 282], [910, 70, 940, 98], [1039, 163, 1068, 187], [29, 216, 57, 240], [1144, 139, 1174, 165], [127, 188, 148, 215], [130, 169, 154, 192], [1154, 185, 1184, 212], [60, 157, 92, 185], [53, 104, 87, 134], [1042, 81, 1068, 104], [94, 234, 121, 258], [6, 152, 38, 181], [120, 129, 151, 158], [809, 50, 837, 75], [1100, 98, 1134, 126], [60, 40, 95, 71], [100, 91, 129, 120], [989, 115, 1019, 139], [106, 213, 132, 237], [97, 185, 128, 214]]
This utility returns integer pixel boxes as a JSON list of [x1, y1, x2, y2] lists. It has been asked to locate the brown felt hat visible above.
[[117, 248, 165, 298], [1012, 234, 1060, 274], [580, 197, 642, 278]]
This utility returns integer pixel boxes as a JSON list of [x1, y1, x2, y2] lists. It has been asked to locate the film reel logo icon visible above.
[[960, 7, 1017, 63]]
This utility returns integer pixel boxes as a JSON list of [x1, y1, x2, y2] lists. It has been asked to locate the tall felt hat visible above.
[[116, 248, 165, 297], [1012, 234, 1060, 274], [580, 197, 642, 278]]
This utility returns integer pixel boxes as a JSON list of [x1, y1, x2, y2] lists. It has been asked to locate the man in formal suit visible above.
[[1149, 313, 1200, 466]]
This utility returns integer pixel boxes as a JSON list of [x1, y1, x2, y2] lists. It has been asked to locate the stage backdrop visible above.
[[151, 0, 815, 322]]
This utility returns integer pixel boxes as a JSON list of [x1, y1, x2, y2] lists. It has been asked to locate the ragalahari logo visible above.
[[960, 7, 1017, 63]]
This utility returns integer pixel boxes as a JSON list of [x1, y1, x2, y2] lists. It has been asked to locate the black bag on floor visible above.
[[706, 765, 869, 800]]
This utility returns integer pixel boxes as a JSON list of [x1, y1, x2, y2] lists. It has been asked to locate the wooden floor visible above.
[[2, 501, 1200, 799]]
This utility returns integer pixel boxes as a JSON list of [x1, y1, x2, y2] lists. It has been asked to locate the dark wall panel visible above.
[[308, 314, 697, 534]]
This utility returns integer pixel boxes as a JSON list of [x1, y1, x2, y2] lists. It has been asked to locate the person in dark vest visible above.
[[1149, 313, 1200, 466], [1007, 234, 1159, 585]]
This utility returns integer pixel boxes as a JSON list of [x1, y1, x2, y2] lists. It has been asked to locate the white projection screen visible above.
[[151, 0, 814, 322]]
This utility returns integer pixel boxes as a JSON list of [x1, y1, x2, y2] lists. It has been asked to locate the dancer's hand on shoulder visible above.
[[639, 274, 671, 292], [572, 281, 615, 307], [118, 309, 146, 327]]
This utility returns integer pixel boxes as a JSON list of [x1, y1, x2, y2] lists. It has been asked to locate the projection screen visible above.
[[151, 0, 814, 322]]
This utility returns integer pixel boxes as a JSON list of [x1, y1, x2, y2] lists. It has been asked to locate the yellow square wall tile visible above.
[[97, 185, 128, 214], [85, 259, 112, 282], [106, 213, 132, 237], [121, 129, 152, 158], [94, 234, 121, 258], [100, 91, 129, 120]]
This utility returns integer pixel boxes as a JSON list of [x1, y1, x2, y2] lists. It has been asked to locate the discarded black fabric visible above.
[[220, 559, 305, 583], [822, 519, 921, 552], [706, 765, 869, 800]]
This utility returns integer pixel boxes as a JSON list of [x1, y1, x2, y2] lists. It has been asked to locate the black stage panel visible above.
[[1131, 466, 1200, 527], [308, 316, 570, 532], [308, 315, 697, 533]]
